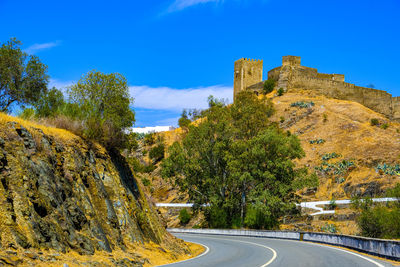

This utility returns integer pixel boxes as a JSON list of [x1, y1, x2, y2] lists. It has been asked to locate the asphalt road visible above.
[[159, 233, 393, 267]]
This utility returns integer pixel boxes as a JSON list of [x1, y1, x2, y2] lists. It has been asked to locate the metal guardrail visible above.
[[168, 228, 400, 261]]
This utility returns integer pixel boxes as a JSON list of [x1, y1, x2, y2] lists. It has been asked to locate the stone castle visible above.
[[234, 56, 400, 121]]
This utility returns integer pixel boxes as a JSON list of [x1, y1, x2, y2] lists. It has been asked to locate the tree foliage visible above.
[[263, 79, 275, 94], [68, 70, 135, 148], [352, 184, 400, 239], [36, 87, 65, 117], [162, 91, 316, 228], [0, 38, 49, 112]]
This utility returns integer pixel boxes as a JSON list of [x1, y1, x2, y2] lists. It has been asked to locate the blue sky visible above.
[[1, 0, 399, 126]]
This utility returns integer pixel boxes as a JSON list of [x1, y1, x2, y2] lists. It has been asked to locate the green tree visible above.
[[178, 109, 191, 128], [179, 209, 191, 224], [36, 87, 65, 117], [68, 70, 135, 148], [0, 38, 49, 112], [263, 79, 275, 94], [162, 91, 313, 228]]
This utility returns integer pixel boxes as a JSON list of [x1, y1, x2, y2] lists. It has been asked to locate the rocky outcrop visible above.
[[0, 117, 185, 264]]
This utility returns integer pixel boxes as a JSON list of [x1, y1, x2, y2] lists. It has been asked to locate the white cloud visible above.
[[48, 78, 75, 92], [130, 85, 233, 110], [156, 116, 181, 126], [24, 41, 60, 54], [166, 0, 221, 12]]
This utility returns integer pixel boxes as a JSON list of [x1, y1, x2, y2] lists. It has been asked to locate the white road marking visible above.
[[198, 235, 278, 267], [156, 240, 210, 267]]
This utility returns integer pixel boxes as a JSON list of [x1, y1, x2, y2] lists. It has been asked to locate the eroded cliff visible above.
[[0, 113, 196, 266]]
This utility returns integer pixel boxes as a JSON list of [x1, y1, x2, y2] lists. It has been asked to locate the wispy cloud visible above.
[[130, 85, 233, 111], [24, 41, 61, 54], [48, 78, 75, 92], [166, 0, 221, 13]]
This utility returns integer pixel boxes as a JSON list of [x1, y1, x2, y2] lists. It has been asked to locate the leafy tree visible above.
[[178, 109, 191, 128], [179, 209, 191, 224], [263, 79, 275, 94], [68, 70, 135, 148], [36, 87, 65, 117], [149, 143, 165, 163], [162, 91, 313, 228], [0, 38, 49, 112]]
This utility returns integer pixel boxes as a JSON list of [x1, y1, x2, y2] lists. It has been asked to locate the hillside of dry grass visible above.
[[145, 88, 400, 231]]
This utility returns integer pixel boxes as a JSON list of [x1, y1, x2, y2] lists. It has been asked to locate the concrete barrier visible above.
[[168, 228, 300, 240], [168, 228, 400, 261], [303, 232, 400, 261]]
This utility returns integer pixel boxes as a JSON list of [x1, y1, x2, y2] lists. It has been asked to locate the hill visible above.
[[0, 113, 202, 266], [143, 88, 400, 233]]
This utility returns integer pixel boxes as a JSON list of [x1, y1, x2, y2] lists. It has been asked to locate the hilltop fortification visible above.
[[234, 56, 400, 121]]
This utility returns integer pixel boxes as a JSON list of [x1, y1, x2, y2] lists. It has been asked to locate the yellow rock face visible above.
[[0, 113, 193, 266]]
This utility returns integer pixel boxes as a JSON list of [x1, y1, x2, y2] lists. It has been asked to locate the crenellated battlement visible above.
[[233, 56, 400, 121]]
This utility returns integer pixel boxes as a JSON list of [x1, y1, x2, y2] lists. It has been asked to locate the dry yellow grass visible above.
[[0, 112, 78, 142]]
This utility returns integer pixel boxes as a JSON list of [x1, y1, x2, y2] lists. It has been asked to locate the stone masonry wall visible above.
[[264, 56, 400, 121]]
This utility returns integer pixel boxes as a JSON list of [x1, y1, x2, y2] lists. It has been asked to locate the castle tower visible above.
[[282, 55, 301, 66], [233, 58, 263, 99]]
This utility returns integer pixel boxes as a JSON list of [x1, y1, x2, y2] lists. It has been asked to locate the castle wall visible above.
[[290, 74, 394, 118], [236, 56, 400, 121], [392, 97, 400, 121]]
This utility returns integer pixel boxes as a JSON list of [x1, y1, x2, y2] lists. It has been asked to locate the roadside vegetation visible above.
[[351, 183, 400, 239], [162, 91, 318, 229], [1, 38, 135, 150]]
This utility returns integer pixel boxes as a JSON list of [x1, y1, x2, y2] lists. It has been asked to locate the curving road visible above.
[[159, 233, 393, 267]]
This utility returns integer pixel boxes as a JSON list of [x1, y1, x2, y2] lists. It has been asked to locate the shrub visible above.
[[321, 223, 337, 233], [263, 79, 275, 94], [323, 113, 328, 123], [381, 123, 389, 129], [179, 209, 191, 224], [144, 133, 155, 146], [290, 101, 314, 108], [244, 205, 278, 229], [309, 139, 325, 144], [370, 118, 379, 126], [277, 87, 284, 96], [143, 164, 156, 173], [280, 116, 285, 123], [206, 206, 228, 228], [141, 177, 151, 186], [149, 143, 165, 163], [328, 198, 337, 210], [19, 108, 35, 120]]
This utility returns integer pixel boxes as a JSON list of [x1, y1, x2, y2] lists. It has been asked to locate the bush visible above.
[[370, 118, 379, 126], [323, 113, 328, 123], [144, 133, 155, 146], [179, 209, 191, 224], [149, 143, 165, 163], [351, 194, 400, 239], [19, 108, 35, 120], [277, 87, 284, 96], [328, 198, 337, 210], [143, 164, 156, 173], [244, 205, 278, 229], [279, 116, 285, 123], [206, 206, 228, 228], [381, 123, 389, 129], [263, 79, 275, 94], [141, 177, 151, 186], [321, 223, 337, 233]]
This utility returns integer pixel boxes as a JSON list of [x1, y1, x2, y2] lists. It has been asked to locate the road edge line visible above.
[[155, 241, 210, 267]]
